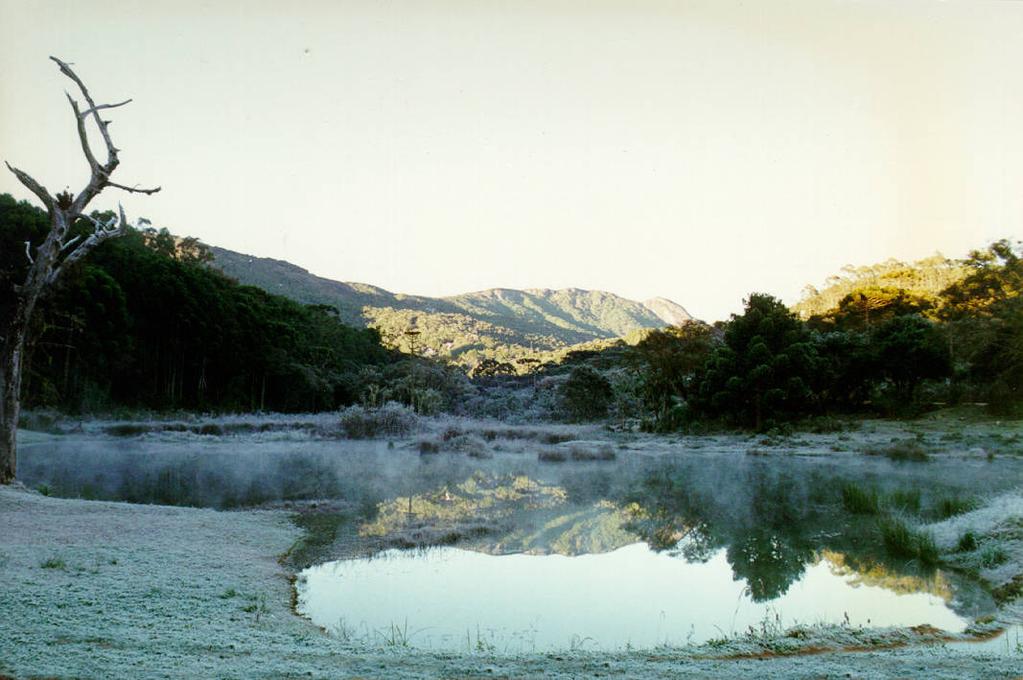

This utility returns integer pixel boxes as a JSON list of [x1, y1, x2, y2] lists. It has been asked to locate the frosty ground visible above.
[[1, 413, 1021, 679]]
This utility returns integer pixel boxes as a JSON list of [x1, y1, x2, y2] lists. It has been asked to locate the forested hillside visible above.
[[793, 254, 968, 320], [1, 195, 394, 413], [212, 247, 690, 366], [631, 240, 1023, 429], [5, 190, 1018, 425]]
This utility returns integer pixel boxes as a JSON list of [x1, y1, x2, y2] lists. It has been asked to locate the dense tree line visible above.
[[546, 240, 1020, 429], [1, 194, 393, 413], [4, 191, 1018, 425], [614, 239, 1021, 430]]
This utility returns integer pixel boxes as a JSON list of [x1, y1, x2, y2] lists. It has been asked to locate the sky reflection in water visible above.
[[297, 542, 967, 652]]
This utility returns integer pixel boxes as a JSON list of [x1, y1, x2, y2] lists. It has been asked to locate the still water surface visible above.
[[297, 542, 968, 652]]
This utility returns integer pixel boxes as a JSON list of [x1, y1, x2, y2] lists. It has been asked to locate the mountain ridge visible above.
[[210, 246, 692, 366]]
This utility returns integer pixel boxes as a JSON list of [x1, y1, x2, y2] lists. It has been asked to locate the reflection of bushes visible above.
[[340, 402, 419, 439], [820, 549, 952, 601], [628, 462, 963, 601], [106, 423, 151, 437], [727, 531, 813, 602]]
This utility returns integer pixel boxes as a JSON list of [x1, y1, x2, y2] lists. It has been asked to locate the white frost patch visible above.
[[927, 490, 1023, 606], [929, 492, 1023, 550]]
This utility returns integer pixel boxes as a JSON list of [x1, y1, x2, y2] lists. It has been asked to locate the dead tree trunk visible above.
[[0, 301, 30, 484], [0, 57, 159, 484]]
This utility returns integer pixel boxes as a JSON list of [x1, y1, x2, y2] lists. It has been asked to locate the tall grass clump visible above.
[[841, 484, 880, 515], [956, 532, 978, 552], [878, 516, 939, 565], [887, 489, 922, 514], [340, 402, 419, 439], [933, 495, 978, 520]]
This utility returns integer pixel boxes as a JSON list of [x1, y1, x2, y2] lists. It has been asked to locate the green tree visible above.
[[870, 314, 950, 406], [560, 366, 613, 421], [966, 296, 1023, 411], [629, 322, 717, 430], [823, 286, 934, 330], [810, 329, 875, 412], [940, 239, 1022, 319], [939, 240, 1022, 410], [698, 293, 817, 429], [2, 204, 395, 415]]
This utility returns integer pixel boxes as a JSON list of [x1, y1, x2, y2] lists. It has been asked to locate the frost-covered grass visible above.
[[8, 410, 1023, 676], [3, 482, 1019, 680], [4, 417, 1023, 679], [927, 490, 1023, 606]]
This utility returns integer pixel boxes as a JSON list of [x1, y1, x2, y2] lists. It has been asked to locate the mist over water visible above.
[[18, 422, 1020, 647]]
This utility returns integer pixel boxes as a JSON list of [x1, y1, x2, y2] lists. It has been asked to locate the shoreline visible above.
[[2, 419, 1021, 678]]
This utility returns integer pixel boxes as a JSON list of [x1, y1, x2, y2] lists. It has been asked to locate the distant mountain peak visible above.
[[642, 297, 692, 327], [211, 246, 695, 365]]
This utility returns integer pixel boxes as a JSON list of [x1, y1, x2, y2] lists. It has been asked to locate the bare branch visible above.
[[64, 92, 100, 173], [4, 162, 55, 212], [60, 235, 81, 252], [23, 241, 34, 264], [48, 204, 129, 285], [50, 57, 160, 215], [80, 99, 132, 117], [106, 181, 161, 196], [50, 56, 118, 169], [79, 211, 119, 234]]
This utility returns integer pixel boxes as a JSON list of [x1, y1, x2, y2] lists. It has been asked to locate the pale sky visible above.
[[2, 1, 1022, 322]]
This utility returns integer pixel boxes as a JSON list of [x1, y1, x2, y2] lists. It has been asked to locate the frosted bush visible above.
[[444, 433, 489, 458], [339, 402, 420, 439]]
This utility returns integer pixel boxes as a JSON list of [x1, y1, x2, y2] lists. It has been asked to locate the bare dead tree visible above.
[[1, 57, 159, 484]]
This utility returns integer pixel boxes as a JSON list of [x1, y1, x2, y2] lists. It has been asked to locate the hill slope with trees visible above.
[[1, 195, 395, 413], [211, 246, 691, 366]]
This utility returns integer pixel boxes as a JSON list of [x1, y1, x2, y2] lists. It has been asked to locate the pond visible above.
[[17, 422, 1021, 655], [297, 542, 969, 652]]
